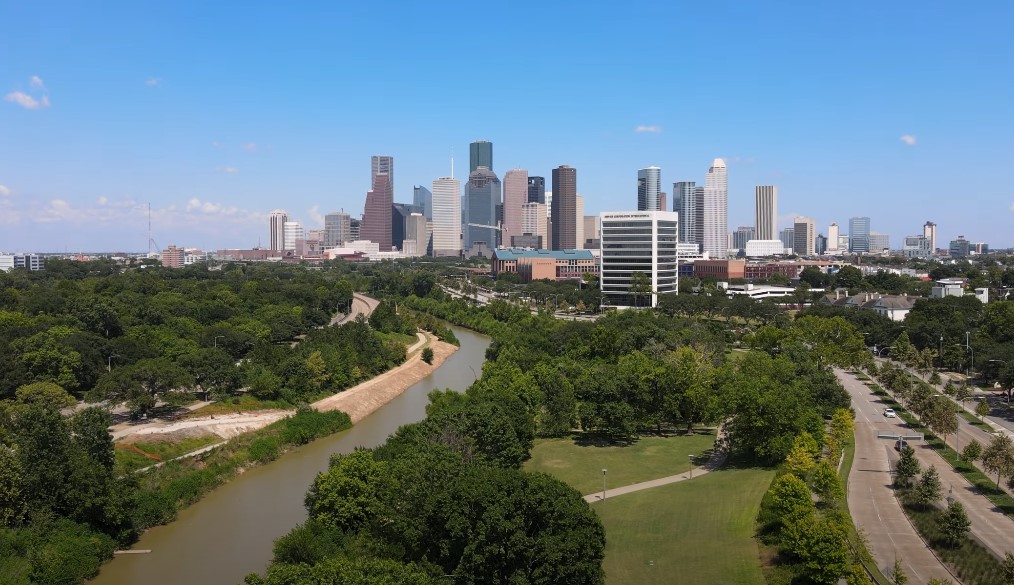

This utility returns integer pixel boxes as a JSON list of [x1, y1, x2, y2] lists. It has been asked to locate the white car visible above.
[[884, 408, 897, 418]]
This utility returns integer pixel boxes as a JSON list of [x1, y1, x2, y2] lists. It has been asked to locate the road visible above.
[[838, 368, 956, 584], [330, 292, 380, 325]]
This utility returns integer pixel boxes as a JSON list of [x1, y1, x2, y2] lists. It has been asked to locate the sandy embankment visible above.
[[114, 332, 459, 443]]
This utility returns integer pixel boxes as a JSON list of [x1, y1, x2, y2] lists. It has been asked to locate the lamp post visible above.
[[966, 331, 974, 377], [213, 335, 225, 349], [939, 335, 944, 369], [688, 454, 694, 479], [601, 468, 607, 500], [107, 353, 120, 372]]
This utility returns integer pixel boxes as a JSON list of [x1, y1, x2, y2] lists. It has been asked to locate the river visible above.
[[90, 326, 489, 585]]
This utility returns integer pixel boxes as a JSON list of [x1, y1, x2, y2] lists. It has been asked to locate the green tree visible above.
[[421, 347, 434, 365], [785, 442, 816, 478], [89, 357, 194, 415], [962, 440, 983, 463], [976, 397, 991, 421], [890, 558, 907, 585], [811, 461, 845, 505], [894, 446, 920, 487], [782, 513, 851, 584], [938, 500, 971, 547], [828, 408, 855, 458], [834, 265, 864, 290], [0, 444, 26, 527], [913, 465, 942, 509], [983, 434, 1014, 488], [767, 473, 815, 524], [927, 402, 959, 452], [1000, 551, 1014, 585], [629, 271, 651, 308], [14, 381, 76, 411], [305, 449, 385, 532]]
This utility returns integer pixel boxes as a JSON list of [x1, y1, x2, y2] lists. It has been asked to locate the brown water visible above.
[[90, 327, 489, 585]]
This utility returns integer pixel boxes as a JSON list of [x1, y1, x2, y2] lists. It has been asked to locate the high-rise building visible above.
[[324, 211, 351, 248], [599, 210, 679, 308], [659, 192, 667, 212], [269, 210, 287, 251], [779, 227, 795, 250], [793, 217, 816, 256], [733, 226, 755, 251], [815, 234, 828, 255], [754, 186, 777, 241], [502, 169, 528, 242], [583, 215, 600, 248], [575, 195, 585, 250], [349, 218, 361, 242], [923, 221, 937, 253], [869, 232, 890, 252], [637, 166, 661, 211], [849, 216, 871, 253], [551, 166, 577, 250], [464, 167, 501, 250], [827, 223, 840, 252], [672, 181, 698, 246], [283, 220, 304, 251], [362, 155, 394, 250], [403, 212, 428, 256], [392, 203, 422, 251], [413, 185, 433, 221], [431, 177, 461, 257], [527, 176, 545, 204], [520, 202, 548, 248], [469, 140, 493, 173], [162, 244, 185, 269], [701, 159, 728, 258]]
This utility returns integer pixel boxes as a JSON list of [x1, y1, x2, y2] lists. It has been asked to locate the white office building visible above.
[[755, 186, 777, 241], [827, 223, 840, 252], [599, 210, 679, 308], [431, 176, 462, 257], [701, 159, 728, 258], [283, 221, 303, 251], [323, 211, 351, 248], [269, 209, 287, 251], [521, 202, 549, 248]]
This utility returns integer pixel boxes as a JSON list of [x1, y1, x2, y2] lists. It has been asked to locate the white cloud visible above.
[[1010, 203, 1014, 212], [308, 205, 325, 227], [29, 76, 45, 90], [97, 196, 108, 205], [634, 125, 662, 134], [0, 184, 11, 197], [5, 91, 49, 110], [215, 166, 240, 174], [900, 134, 917, 146], [146, 77, 161, 86], [242, 142, 258, 152]]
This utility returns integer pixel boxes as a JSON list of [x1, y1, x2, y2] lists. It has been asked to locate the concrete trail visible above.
[[582, 440, 728, 503]]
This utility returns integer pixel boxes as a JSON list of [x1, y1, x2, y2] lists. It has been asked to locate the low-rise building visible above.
[[491, 248, 598, 282], [0, 253, 45, 272], [818, 290, 916, 321]]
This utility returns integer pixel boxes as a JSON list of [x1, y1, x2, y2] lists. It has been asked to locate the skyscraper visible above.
[[849, 216, 871, 253], [793, 217, 816, 256], [673, 181, 698, 246], [779, 227, 795, 250], [464, 167, 501, 250], [527, 176, 545, 204], [551, 165, 577, 250], [361, 155, 394, 250], [283, 220, 303, 251], [469, 140, 493, 173], [269, 209, 287, 251], [754, 186, 777, 241], [323, 211, 351, 247], [733, 226, 755, 251], [923, 221, 937, 253], [521, 202, 548, 248], [502, 169, 528, 241], [392, 203, 422, 251], [827, 223, 840, 252], [413, 185, 433, 220], [431, 177, 461, 257], [701, 159, 728, 258], [576, 195, 585, 248], [637, 166, 661, 211]]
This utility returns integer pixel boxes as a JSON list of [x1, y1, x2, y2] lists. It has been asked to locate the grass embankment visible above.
[[524, 432, 716, 495], [130, 408, 351, 530], [186, 394, 292, 417], [115, 435, 221, 475], [526, 432, 771, 585]]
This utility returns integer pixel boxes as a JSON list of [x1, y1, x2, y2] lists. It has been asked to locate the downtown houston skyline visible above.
[[1, 2, 1013, 252]]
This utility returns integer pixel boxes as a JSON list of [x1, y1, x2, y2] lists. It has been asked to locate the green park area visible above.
[[525, 433, 773, 585]]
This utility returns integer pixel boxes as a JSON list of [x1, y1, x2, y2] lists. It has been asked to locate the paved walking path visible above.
[[837, 369, 957, 584], [330, 292, 380, 326], [582, 439, 728, 503]]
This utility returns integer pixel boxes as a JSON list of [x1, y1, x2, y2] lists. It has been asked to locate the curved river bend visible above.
[[91, 327, 489, 585]]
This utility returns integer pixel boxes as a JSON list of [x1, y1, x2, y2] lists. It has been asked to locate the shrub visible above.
[[421, 347, 434, 365]]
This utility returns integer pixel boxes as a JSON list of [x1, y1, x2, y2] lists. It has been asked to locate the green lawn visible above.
[[596, 467, 774, 585], [524, 432, 717, 496], [115, 434, 222, 475]]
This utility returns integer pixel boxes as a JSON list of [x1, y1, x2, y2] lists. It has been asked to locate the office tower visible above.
[[431, 177, 461, 257], [527, 176, 545, 204], [502, 169, 528, 241], [469, 140, 493, 173], [413, 185, 433, 221], [827, 223, 840, 252], [733, 226, 755, 251], [600, 211, 679, 308], [793, 217, 816, 256], [583, 215, 600, 248], [161, 245, 184, 269], [464, 167, 502, 249], [637, 166, 661, 211], [521, 202, 548, 248], [701, 159, 728, 258], [673, 181, 698, 245], [923, 221, 937, 253], [551, 165, 577, 250], [392, 203, 422, 251], [269, 210, 287, 251], [754, 186, 778, 241], [659, 192, 667, 212], [361, 155, 394, 249], [283, 220, 303, 250], [694, 186, 705, 249], [349, 218, 361, 241], [779, 227, 795, 250], [849, 216, 871, 253], [323, 211, 351, 248], [869, 232, 890, 252], [575, 195, 585, 248], [815, 234, 828, 255]]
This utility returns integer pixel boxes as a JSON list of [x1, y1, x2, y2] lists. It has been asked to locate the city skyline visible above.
[[2, 2, 1012, 251]]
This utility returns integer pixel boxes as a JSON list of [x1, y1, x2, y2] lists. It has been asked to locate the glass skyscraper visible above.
[[849, 216, 871, 253]]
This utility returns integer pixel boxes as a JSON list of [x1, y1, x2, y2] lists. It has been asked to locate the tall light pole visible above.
[[966, 331, 974, 376], [688, 454, 694, 479], [939, 335, 944, 369], [107, 353, 120, 372], [601, 468, 607, 500], [213, 335, 225, 349]]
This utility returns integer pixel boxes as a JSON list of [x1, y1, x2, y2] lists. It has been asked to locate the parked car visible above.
[[884, 408, 896, 418]]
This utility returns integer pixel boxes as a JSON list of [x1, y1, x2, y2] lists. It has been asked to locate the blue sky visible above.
[[1, 1, 1012, 252]]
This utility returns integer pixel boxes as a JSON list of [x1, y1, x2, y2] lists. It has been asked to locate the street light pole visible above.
[[601, 468, 607, 500], [688, 454, 694, 479], [214, 335, 225, 348]]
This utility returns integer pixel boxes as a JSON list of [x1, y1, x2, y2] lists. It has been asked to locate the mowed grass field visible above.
[[524, 432, 717, 495], [596, 466, 774, 585]]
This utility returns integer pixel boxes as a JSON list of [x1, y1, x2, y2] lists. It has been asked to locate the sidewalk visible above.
[[582, 440, 728, 503]]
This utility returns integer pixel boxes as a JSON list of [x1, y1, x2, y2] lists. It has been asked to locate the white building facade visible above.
[[431, 176, 462, 257], [701, 159, 728, 258], [754, 185, 777, 241], [599, 210, 679, 308], [282, 220, 303, 251]]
